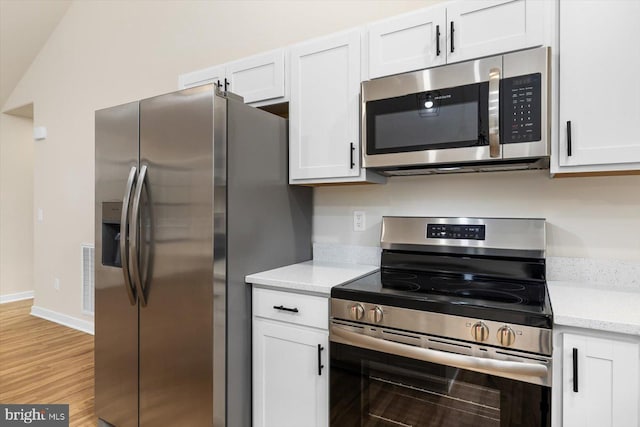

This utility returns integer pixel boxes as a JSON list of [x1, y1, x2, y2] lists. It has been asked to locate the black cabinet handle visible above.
[[318, 344, 325, 376], [567, 121, 572, 157], [273, 305, 298, 313], [350, 142, 355, 169], [224, 78, 230, 91], [450, 21, 455, 53], [215, 80, 222, 89], [572, 347, 578, 392], [436, 25, 441, 56]]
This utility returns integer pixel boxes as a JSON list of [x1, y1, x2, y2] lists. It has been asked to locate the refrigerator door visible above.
[[95, 102, 140, 427], [138, 87, 216, 426]]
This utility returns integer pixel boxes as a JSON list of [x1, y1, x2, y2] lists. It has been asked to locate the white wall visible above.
[[1, 0, 436, 321], [314, 170, 640, 261], [0, 113, 34, 297]]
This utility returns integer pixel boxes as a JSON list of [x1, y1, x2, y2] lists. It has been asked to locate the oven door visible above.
[[362, 55, 503, 169], [330, 322, 551, 427]]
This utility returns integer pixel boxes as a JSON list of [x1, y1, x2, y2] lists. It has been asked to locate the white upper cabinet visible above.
[[367, 6, 446, 79], [289, 30, 368, 182], [556, 0, 640, 172], [562, 333, 639, 427], [446, 0, 545, 64], [226, 50, 286, 104], [179, 64, 225, 90], [367, 1, 546, 79], [178, 49, 287, 105]]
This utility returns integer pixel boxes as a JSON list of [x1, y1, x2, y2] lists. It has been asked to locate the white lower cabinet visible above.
[[561, 332, 639, 427], [252, 287, 329, 427]]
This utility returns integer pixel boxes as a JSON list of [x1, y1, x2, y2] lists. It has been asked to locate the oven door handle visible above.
[[331, 325, 548, 378]]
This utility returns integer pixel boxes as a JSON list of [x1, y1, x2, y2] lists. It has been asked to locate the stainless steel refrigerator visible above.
[[95, 86, 312, 427]]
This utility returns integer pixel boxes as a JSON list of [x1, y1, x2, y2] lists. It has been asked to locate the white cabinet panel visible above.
[[446, 0, 544, 64], [557, 0, 640, 169], [178, 64, 225, 89], [253, 318, 328, 427], [226, 50, 286, 104], [289, 30, 361, 181], [368, 7, 446, 79], [562, 333, 639, 427], [253, 286, 328, 329]]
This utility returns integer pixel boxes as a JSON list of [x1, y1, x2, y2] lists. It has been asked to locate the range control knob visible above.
[[349, 303, 365, 321], [471, 321, 489, 342], [497, 325, 516, 347], [368, 306, 384, 323]]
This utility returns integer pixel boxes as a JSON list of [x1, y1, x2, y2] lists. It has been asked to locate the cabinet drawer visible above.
[[253, 287, 328, 330]]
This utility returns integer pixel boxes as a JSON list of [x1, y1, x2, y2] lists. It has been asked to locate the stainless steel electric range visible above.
[[330, 217, 552, 427]]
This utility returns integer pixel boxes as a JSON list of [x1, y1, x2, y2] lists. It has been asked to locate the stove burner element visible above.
[[455, 289, 525, 304], [382, 280, 421, 292]]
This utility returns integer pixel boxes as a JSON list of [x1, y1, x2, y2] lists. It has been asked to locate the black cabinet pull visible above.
[[317, 344, 325, 376], [436, 25, 441, 56], [350, 142, 355, 169], [215, 80, 222, 89], [273, 305, 298, 313], [224, 78, 230, 91], [450, 21, 455, 53], [572, 347, 578, 392], [567, 121, 572, 157]]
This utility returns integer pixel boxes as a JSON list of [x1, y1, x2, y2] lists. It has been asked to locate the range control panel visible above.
[[427, 224, 486, 240], [502, 73, 542, 144]]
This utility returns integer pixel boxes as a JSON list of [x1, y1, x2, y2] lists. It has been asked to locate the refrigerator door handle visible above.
[[131, 164, 148, 307], [120, 166, 137, 305]]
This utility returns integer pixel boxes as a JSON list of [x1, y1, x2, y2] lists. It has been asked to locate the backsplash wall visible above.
[[313, 170, 640, 261]]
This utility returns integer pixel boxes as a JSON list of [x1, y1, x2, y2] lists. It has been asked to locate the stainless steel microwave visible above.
[[361, 47, 550, 175]]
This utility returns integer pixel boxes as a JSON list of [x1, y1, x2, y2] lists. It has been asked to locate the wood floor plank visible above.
[[0, 299, 96, 426]]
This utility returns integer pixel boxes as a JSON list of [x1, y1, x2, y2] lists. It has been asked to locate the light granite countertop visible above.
[[548, 281, 640, 336], [245, 260, 378, 296]]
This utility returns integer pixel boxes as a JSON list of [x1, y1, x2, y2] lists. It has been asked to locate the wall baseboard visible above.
[[30, 305, 94, 335], [0, 290, 34, 304]]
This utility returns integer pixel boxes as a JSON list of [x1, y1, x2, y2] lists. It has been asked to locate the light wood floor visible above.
[[0, 299, 96, 426]]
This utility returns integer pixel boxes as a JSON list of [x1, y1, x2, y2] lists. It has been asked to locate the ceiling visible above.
[[0, 0, 72, 111]]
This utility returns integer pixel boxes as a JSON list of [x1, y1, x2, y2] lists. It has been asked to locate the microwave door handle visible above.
[[331, 325, 548, 379], [488, 67, 501, 158]]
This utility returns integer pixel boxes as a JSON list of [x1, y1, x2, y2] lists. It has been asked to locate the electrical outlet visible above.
[[54, 278, 60, 291], [353, 211, 366, 232], [37, 208, 44, 222]]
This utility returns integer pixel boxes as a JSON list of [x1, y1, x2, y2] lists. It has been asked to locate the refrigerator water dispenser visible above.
[[101, 202, 122, 267]]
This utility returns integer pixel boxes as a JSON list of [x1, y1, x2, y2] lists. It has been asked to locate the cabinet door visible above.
[[178, 65, 225, 89], [446, 0, 544, 64], [253, 318, 328, 427], [368, 6, 446, 79], [226, 49, 286, 104], [563, 334, 639, 427], [558, 0, 640, 167], [289, 30, 361, 180]]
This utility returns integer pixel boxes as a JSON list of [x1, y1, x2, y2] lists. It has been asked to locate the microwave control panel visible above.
[[502, 73, 541, 144], [427, 224, 486, 240]]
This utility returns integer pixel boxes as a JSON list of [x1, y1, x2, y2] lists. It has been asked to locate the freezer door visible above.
[[95, 102, 139, 427], [138, 87, 216, 426]]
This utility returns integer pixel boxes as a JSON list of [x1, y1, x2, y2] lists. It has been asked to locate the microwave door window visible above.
[[366, 82, 489, 155]]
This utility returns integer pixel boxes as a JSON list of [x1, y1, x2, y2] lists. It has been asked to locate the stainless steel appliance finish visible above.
[[95, 86, 312, 427], [329, 216, 552, 426], [95, 102, 139, 427], [331, 299, 552, 356], [380, 216, 546, 257], [331, 320, 552, 387], [361, 47, 550, 174]]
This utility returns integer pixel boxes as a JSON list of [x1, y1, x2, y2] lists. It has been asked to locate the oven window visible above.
[[365, 82, 489, 155], [331, 342, 550, 427]]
